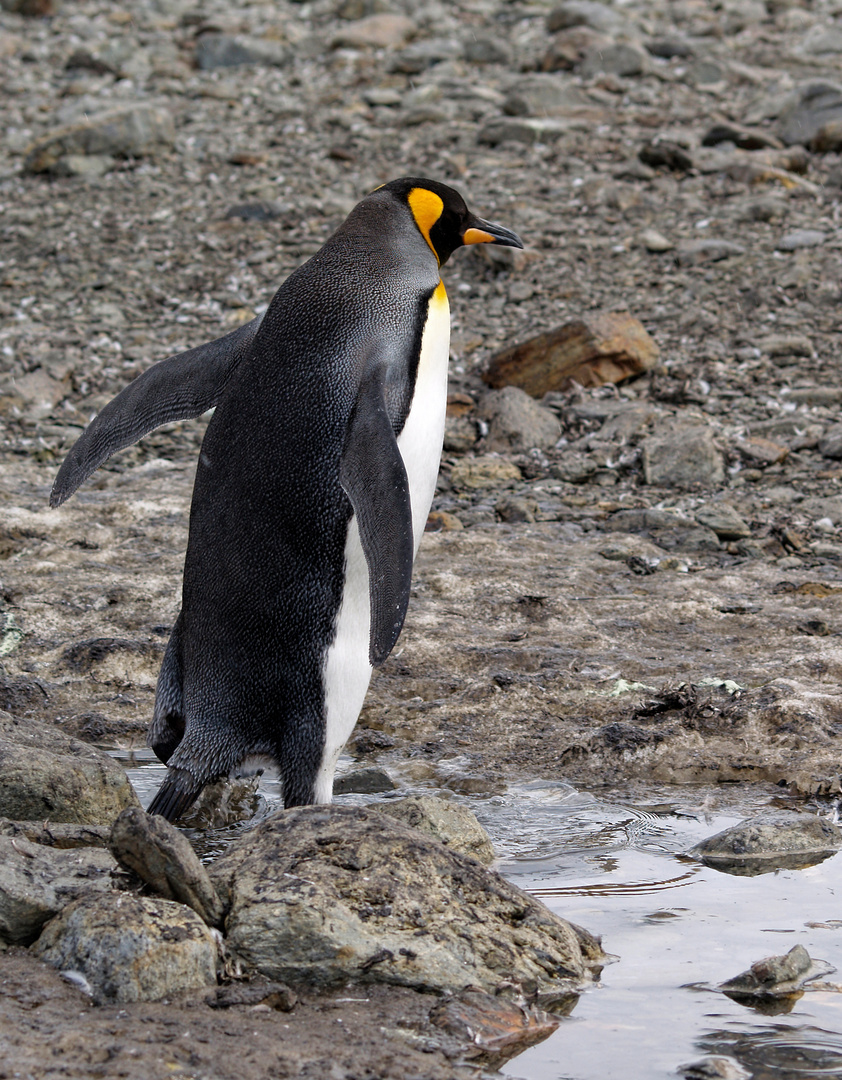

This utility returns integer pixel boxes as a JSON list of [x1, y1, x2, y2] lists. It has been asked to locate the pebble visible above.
[[776, 80, 842, 150], [547, 0, 630, 35], [755, 333, 813, 358], [818, 424, 842, 459], [642, 428, 725, 490], [639, 228, 674, 252], [736, 437, 789, 467], [195, 34, 290, 70], [503, 74, 595, 118], [776, 229, 827, 251], [694, 503, 751, 541], [331, 13, 416, 50], [674, 239, 747, 266], [478, 386, 562, 453], [580, 41, 650, 79]]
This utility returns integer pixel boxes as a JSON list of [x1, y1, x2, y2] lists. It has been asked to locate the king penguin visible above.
[[51, 177, 523, 821]]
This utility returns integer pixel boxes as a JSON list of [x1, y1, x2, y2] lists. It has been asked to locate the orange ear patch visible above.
[[462, 227, 495, 245], [408, 187, 444, 261]]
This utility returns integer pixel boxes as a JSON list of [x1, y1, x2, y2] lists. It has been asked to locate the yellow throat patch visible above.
[[407, 187, 444, 263]]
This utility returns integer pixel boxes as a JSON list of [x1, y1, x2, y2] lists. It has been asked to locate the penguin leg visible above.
[[147, 611, 185, 765]]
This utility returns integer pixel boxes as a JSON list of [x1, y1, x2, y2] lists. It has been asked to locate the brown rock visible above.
[[736, 438, 789, 467], [484, 312, 659, 397], [425, 510, 464, 532], [429, 989, 561, 1065], [331, 14, 416, 49]]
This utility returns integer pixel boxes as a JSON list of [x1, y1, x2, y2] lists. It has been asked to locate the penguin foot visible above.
[[147, 770, 202, 822]]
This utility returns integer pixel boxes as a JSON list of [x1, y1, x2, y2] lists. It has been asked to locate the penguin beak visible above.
[[462, 216, 524, 249]]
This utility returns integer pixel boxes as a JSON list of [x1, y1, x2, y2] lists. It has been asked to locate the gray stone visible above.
[[209, 805, 605, 1002], [819, 424, 842, 459], [693, 810, 842, 875], [550, 452, 599, 484], [640, 228, 674, 252], [675, 240, 746, 266], [694, 504, 751, 541], [0, 819, 110, 849], [679, 1056, 755, 1079], [0, 837, 115, 945], [443, 415, 479, 452], [195, 34, 290, 70], [801, 24, 842, 55], [463, 35, 512, 65], [33, 891, 218, 1004], [0, 712, 140, 825], [776, 81, 842, 151], [776, 229, 826, 251], [333, 766, 396, 794], [479, 387, 562, 453], [50, 154, 115, 178], [642, 428, 725, 489], [547, 1, 629, 35], [719, 944, 834, 996], [503, 75, 594, 118], [579, 41, 650, 78], [24, 106, 175, 174], [478, 117, 577, 146], [542, 26, 612, 71], [332, 14, 416, 50], [496, 495, 539, 523], [756, 333, 813, 358], [109, 807, 224, 928], [376, 795, 496, 865], [389, 38, 460, 73]]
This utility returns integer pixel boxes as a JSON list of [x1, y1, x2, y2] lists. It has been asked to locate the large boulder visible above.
[[0, 836, 115, 945], [209, 805, 606, 1005], [33, 891, 218, 1004], [0, 712, 140, 824]]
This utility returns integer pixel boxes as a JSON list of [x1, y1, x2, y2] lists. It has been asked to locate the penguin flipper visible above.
[[340, 361, 414, 667], [50, 313, 264, 508]]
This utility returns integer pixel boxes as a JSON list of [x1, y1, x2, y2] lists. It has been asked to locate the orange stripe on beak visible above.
[[462, 227, 496, 245]]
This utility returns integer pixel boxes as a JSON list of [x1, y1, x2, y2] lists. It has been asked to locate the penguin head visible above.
[[376, 177, 524, 266]]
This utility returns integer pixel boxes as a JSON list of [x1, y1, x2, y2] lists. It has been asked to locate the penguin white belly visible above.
[[316, 282, 450, 803], [396, 280, 450, 553]]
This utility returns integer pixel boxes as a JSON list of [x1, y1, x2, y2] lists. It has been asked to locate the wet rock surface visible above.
[[209, 804, 605, 1003], [691, 809, 842, 875], [717, 944, 835, 998], [0, 712, 140, 824]]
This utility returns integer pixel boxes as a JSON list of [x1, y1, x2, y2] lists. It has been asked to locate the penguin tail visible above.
[[147, 770, 201, 823]]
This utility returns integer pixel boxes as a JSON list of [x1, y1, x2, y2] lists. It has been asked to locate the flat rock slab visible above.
[[33, 891, 218, 1004], [692, 810, 842, 875], [209, 804, 606, 1005], [0, 711, 139, 825], [484, 312, 659, 397], [109, 807, 223, 927], [0, 835, 115, 945], [23, 105, 175, 173]]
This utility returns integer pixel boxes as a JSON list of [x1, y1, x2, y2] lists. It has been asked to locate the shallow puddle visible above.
[[114, 752, 842, 1080]]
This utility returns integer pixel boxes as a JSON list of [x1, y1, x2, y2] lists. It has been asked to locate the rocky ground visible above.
[[1, 0, 842, 1075]]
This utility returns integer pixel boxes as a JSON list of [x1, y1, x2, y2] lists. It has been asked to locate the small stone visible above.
[[693, 810, 842, 874], [642, 428, 725, 490], [109, 807, 224, 928], [503, 75, 595, 118], [376, 795, 495, 864], [478, 387, 562, 453], [786, 388, 842, 406], [719, 944, 834, 995], [675, 239, 746, 266], [679, 1055, 753, 1079], [640, 228, 674, 252], [694, 504, 751, 540], [701, 123, 783, 150], [389, 38, 460, 73], [541, 26, 611, 71], [449, 456, 522, 491], [463, 35, 512, 65], [756, 333, 813, 358], [331, 13, 416, 49], [51, 154, 115, 178], [33, 892, 218, 1004], [802, 24, 842, 55], [685, 59, 727, 87], [638, 140, 694, 172], [819, 424, 842, 460], [485, 312, 659, 397], [776, 81, 842, 151], [0, 712, 139, 825], [550, 452, 599, 484], [444, 414, 479, 452], [776, 229, 826, 251], [495, 495, 539, 523], [224, 201, 285, 222], [333, 766, 396, 795], [425, 510, 464, 532], [477, 117, 576, 146], [547, 0, 630, 35], [24, 106, 175, 174], [195, 33, 290, 69], [736, 437, 788, 467], [579, 41, 649, 78]]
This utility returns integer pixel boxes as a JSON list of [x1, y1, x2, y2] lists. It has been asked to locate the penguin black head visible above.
[[375, 177, 524, 266]]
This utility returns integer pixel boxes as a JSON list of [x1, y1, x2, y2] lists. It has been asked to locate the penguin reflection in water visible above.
[[52, 178, 523, 821]]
